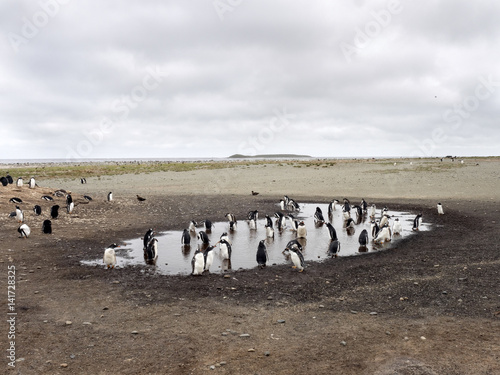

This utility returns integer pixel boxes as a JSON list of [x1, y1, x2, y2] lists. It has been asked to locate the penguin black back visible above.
[[50, 205, 60, 219], [42, 220, 52, 234]]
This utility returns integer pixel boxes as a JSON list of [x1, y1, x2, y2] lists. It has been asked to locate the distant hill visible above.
[[229, 153, 312, 159]]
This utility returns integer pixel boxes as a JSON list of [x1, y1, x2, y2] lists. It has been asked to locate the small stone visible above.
[[102, 307, 109, 310], [267, 296, 273, 300], [420, 336, 426, 340], [277, 319, 286, 324], [413, 282, 419, 285], [65, 321, 72, 325], [112, 281, 120, 284], [210, 365, 215, 370], [34, 291, 39, 294], [69, 354, 75, 359], [340, 341, 347, 346], [219, 361, 227, 366], [404, 336, 409, 340], [224, 274, 231, 278], [83, 322, 92, 325], [442, 291, 448, 295], [131, 331, 139, 335], [240, 333, 250, 337], [248, 348, 255, 352], [369, 312, 378, 316], [221, 332, 228, 336], [264, 351, 270, 356], [458, 277, 467, 281], [319, 305, 325, 308], [60, 363, 68, 368], [350, 310, 358, 314], [385, 331, 391, 335]]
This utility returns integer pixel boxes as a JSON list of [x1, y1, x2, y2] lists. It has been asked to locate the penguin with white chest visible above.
[[204, 246, 216, 272], [191, 249, 205, 276], [286, 246, 305, 272], [296, 221, 307, 239], [103, 243, 120, 269], [18, 224, 30, 238], [29, 177, 36, 189], [314, 207, 325, 224], [392, 218, 402, 235], [412, 213, 423, 231], [144, 238, 158, 264], [15, 206, 23, 223], [437, 203, 444, 215], [218, 239, 232, 260]]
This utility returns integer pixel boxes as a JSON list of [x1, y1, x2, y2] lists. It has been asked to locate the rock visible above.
[[69, 354, 75, 359], [221, 332, 228, 336], [442, 291, 448, 295], [319, 305, 325, 308], [102, 307, 109, 310], [210, 365, 215, 370], [219, 361, 227, 366], [264, 351, 270, 356], [420, 336, 426, 340], [60, 363, 68, 368], [340, 341, 347, 346], [65, 321, 72, 325], [83, 322, 92, 325], [248, 348, 255, 352], [224, 274, 231, 279], [369, 312, 378, 316], [350, 310, 358, 314], [240, 333, 250, 337], [267, 296, 273, 300], [131, 331, 139, 335], [277, 319, 286, 324]]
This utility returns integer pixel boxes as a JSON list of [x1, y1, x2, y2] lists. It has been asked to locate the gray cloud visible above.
[[1, 0, 499, 160]]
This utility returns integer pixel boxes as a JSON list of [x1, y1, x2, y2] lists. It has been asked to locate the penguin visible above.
[[15, 206, 23, 223], [103, 243, 120, 269], [17, 224, 31, 238], [328, 239, 340, 257], [219, 232, 231, 244], [67, 201, 74, 214], [191, 249, 205, 275], [256, 240, 268, 268], [343, 198, 351, 213], [379, 214, 389, 229], [265, 223, 274, 239], [80, 177, 87, 184], [287, 214, 298, 231], [41, 195, 54, 201], [225, 213, 236, 223], [6, 175, 13, 184], [345, 218, 355, 229], [342, 207, 351, 220], [361, 198, 368, 213], [274, 212, 286, 231], [392, 218, 402, 235], [371, 220, 380, 238], [181, 229, 191, 245], [288, 199, 300, 211], [369, 204, 376, 218], [279, 199, 286, 210], [54, 189, 68, 197], [381, 206, 389, 217], [287, 247, 305, 272], [296, 221, 307, 239], [144, 238, 158, 264], [247, 210, 259, 221], [29, 177, 36, 189], [42, 219, 52, 234], [229, 221, 236, 231], [437, 203, 444, 215], [143, 228, 154, 249], [248, 218, 257, 230], [374, 224, 391, 243], [412, 214, 423, 231], [325, 222, 338, 241], [107, 192, 113, 202], [203, 245, 216, 272], [314, 207, 325, 224], [16, 177, 23, 187], [265, 215, 273, 228], [358, 229, 369, 246], [328, 199, 339, 214], [285, 239, 303, 251], [352, 205, 363, 219], [33, 205, 42, 215], [9, 197, 22, 204], [0, 177, 7, 186], [189, 220, 197, 233], [83, 195, 93, 201], [202, 220, 213, 232], [198, 231, 210, 245], [219, 239, 232, 260], [283, 195, 290, 207]]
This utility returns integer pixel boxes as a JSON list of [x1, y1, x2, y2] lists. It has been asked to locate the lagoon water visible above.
[[83, 203, 428, 275]]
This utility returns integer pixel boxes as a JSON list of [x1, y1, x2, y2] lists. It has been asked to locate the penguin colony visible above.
[[2, 172, 431, 275]]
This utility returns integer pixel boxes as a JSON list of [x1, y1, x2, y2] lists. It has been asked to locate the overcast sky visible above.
[[1, 0, 499, 160]]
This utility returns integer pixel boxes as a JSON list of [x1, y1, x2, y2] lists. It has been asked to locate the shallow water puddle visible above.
[[82, 203, 428, 275]]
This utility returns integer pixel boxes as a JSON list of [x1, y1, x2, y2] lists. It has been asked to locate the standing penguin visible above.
[[265, 223, 274, 239], [191, 249, 205, 276], [67, 201, 74, 214], [181, 229, 191, 246], [16, 178, 23, 187], [256, 240, 268, 268], [274, 212, 286, 231], [6, 175, 13, 184], [204, 245, 216, 272], [29, 177, 36, 189], [412, 213, 423, 231], [297, 221, 307, 239], [392, 218, 402, 235], [42, 219, 52, 234], [374, 224, 392, 243], [202, 220, 213, 232], [0, 177, 7, 186], [15, 206, 23, 223], [50, 205, 60, 219], [219, 239, 232, 260], [107, 192, 113, 202], [143, 228, 154, 249], [328, 239, 340, 257], [18, 224, 31, 238], [189, 220, 197, 233], [437, 203, 444, 215], [198, 231, 210, 245], [358, 229, 369, 246], [287, 246, 305, 272], [314, 207, 325, 224], [33, 205, 42, 215], [370, 220, 380, 238], [328, 199, 339, 214], [144, 238, 158, 264], [103, 243, 120, 269]]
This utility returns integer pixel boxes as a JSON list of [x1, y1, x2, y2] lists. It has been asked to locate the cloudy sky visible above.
[[1, 0, 499, 160]]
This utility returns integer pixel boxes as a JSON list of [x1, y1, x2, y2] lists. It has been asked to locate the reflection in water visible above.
[[82, 203, 429, 275]]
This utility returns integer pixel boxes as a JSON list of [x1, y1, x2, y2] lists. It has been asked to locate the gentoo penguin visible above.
[[143, 228, 154, 249], [374, 224, 392, 243], [225, 213, 236, 223], [33, 205, 42, 215], [328, 239, 340, 257], [314, 207, 325, 224], [107, 192, 113, 202], [265, 215, 273, 228], [279, 199, 286, 210], [16, 177, 23, 187], [345, 218, 355, 229], [412, 214, 423, 231], [288, 199, 300, 211], [15, 206, 23, 223], [229, 221, 236, 231], [265, 223, 274, 239], [191, 249, 205, 275], [80, 177, 87, 184], [202, 220, 213, 232], [371, 220, 380, 238], [103, 243, 120, 269], [358, 229, 369, 246], [67, 201, 74, 214], [342, 207, 351, 220], [54, 189, 67, 197], [287, 214, 298, 231], [379, 214, 389, 229], [343, 198, 351, 213], [41, 195, 54, 201], [256, 240, 268, 268], [285, 239, 303, 251], [361, 199, 368, 213], [42, 219, 52, 234], [17, 224, 31, 238], [352, 205, 363, 219], [144, 238, 158, 264], [296, 221, 307, 239], [392, 218, 402, 235], [9, 197, 22, 204], [204, 245, 216, 272], [6, 175, 13, 184], [437, 203, 444, 215], [29, 177, 36, 189], [198, 231, 210, 245], [189, 220, 197, 233], [328, 199, 339, 214], [369, 204, 376, 218], [219, 232, 231, 244], [248, 210, 258, 230], [83, 195, 93, 201], [274, 212, 286, 231], [219, 239, 232, 260], [181, 229, 191, 245], [325, 222, 338, 241], [0, 177, 7, 186], [287, 246, 305, 272]]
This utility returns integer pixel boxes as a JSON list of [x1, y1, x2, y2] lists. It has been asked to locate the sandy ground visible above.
[[1, 157, 499, 374]]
